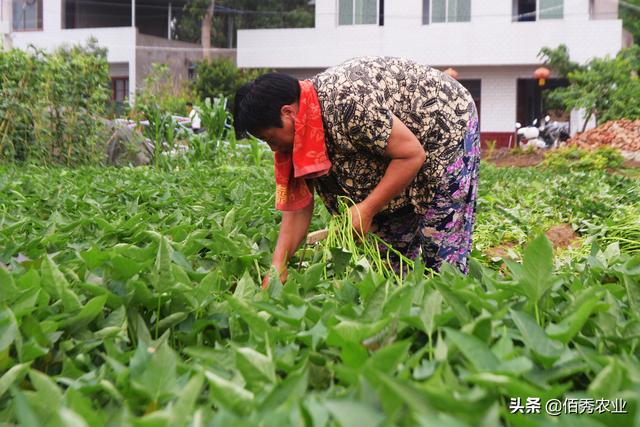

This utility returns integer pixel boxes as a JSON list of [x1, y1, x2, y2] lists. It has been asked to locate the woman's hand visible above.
[[262, 198, 314, 290], [261, 267, 289, 289], [349, 202, 374, 238]]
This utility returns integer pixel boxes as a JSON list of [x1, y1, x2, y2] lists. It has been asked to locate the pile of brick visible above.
[[568, 119, 640, 152]]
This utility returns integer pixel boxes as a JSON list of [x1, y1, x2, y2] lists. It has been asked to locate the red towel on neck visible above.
[[274, 80, 331, 211]]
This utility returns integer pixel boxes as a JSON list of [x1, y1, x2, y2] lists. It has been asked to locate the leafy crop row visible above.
[[0, 155, 639, 426]]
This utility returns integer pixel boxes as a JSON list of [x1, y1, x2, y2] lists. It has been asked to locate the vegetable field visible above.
[[1, 149, 639, 426]]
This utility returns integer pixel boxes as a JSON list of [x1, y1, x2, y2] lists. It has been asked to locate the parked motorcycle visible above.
[[516, 116, 570, 149], [539, 115, 570, 148], [515, 119, 546, 149]]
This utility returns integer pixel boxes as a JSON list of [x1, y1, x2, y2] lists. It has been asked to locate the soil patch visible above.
[[485, 242, 517, 260], [623, 159, 640, 169], [545, 224, 580, 250], [483, 148, 545, 168]]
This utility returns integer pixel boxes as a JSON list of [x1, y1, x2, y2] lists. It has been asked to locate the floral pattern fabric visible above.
[[309, 56, 479, 272], [371, 113, 480, 273], [311, 56, 476, 216]]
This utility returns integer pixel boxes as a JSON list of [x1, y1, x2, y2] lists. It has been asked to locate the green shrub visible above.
[[136, 63, 192, 116], [192, 58, 269, 105], [543, 146, 624, 171], [0, 39, 110, 166], [510, 145, 538, 155]]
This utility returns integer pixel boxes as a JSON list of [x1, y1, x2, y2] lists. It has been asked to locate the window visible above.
[[513, 0, 563, 22], [423, 0, 470, 24], [338, 0, 378, 25], [539, 0, 563, 19], [12, 0, 42, 31], [112, 78, 129, 103]]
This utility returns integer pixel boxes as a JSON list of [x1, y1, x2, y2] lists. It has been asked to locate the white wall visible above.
[[1, 0, 12, 48], [238, 0, 623, 68], [453, 65, 538, 133]]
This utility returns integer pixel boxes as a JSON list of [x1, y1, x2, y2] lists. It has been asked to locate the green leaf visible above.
[[420, 289, 443, 335], [111, 255, 141, 280], [545, 288, 603, 343], [329, 247, 352, 277], [365, 368, 435, 416], [13, 388, 43, 427], [234, 270, 256, 300], [29, 369, 63, 409], [366, 340, 411, 375], [63, 295, 108, 333], [227, 296, 270, 337], [297, 320, 327, 351], [329, 318, 391, 345], [465, 372, 558, 401], [131, 411, 170, 427], [361, 282, 388, 322], [41, 256, 81, 311], [506, 234, 555, 304], [156, 312, 188, 331], [79, 246, 109, 269], [0, 307, 18, 353], [130, 341, 178, 402], [444, 328, 500, 372], [205, 370, 254, 415], [510, 310, 564, 367], [0, 267, 18, 303], [497, 357, 534, 376], [168, 374, 204, 426], [623, 274, 640, 315], [324, 399, 384, 427], [433, 281, 471, 325], [65, 388, 104, 427], [260, 367, 308, 411], [152, 235, 174, 293], [303, 395, 330, 427], [235, 346, 276, 386], [0, 363, 30, 399], [588, 359, 623, 397], [54, 408, 89, 427]]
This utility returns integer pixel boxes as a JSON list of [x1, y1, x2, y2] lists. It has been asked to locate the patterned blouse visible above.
[[310, 56, 475, 216]]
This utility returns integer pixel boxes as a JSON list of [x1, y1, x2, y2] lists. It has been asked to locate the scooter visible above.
[[539, 115, 570, 148], [515, 119, 546, 149]]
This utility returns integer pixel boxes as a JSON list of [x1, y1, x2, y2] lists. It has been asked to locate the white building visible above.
[[0, 0, 233, 104], [237, 0, 632, 146]]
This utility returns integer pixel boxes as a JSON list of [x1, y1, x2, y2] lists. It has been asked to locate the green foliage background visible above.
[[540, 45, 640, 124], [0, 40, 111, 166]]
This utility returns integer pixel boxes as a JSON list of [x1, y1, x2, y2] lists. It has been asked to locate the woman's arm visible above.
[[263, 197, 314, 288], [349, 114, 426, 235]]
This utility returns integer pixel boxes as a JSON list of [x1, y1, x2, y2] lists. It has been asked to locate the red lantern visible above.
[[534, 67, 550, 87], [444, 67, 459, 80]]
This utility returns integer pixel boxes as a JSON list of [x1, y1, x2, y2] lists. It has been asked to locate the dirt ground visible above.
[[485, 242, 517, 260], [545, 224, 580, 250], [485, 224, 580, 263], [484, 147, 640, 170], [483, 148, 545, 167], [623, 159, 640, 169]]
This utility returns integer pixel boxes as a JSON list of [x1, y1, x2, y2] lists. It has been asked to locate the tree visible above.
[[620, 0, 640, 45], [175, 0, 314, 48], [192, 57, 269, 103], [201, 0, 214, 60], [539, 45, 640, 129]]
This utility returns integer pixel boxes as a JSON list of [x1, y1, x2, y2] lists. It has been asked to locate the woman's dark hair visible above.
[[233, 73, 300, 138]]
